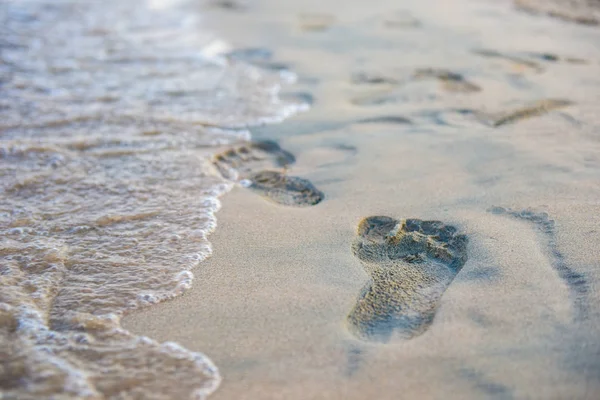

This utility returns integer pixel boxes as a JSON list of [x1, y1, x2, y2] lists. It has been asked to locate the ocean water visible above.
[[0, 0, 307, 398]]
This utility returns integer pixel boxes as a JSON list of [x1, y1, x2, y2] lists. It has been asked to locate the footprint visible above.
[[413, 68, 481, 93], [213, 141, 324, 207], [242, 170, 324, 207], [347, 216, 468, 342], [349, 67, 479, 107], [351, 68, 480, 93], [414, 99, 574, 128], [474, 98, 573, 127], [212, 140, 295, 181]]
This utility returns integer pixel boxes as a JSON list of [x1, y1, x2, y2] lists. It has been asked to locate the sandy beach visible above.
[[125, 1, 600, 395], [3, 0, 600, 398], [125, 126, 600, 399]]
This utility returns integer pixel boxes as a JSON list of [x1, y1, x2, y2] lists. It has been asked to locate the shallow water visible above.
[[0, 0, 307, 398]]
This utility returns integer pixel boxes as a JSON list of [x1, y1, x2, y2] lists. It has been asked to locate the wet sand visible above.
[[122, 0, 600, 398]]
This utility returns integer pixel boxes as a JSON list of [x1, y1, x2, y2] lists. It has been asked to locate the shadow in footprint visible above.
[[413, 68, 481, 93], [347, 216, 468, 342], [474, 98, 573, 127]]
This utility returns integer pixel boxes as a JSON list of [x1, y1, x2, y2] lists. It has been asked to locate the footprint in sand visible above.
[[347, 216, 468, 342], [350, 67, 481, 92], [212, 141, 324, 207], [473, 48, 588, 75], [349, 67, 480, 106], [212, 140, 295, 180], [412, 68, 481, 93], [473, 98, 573, 127], [423, 98, 574, 128], [241, 170, 323, 207]]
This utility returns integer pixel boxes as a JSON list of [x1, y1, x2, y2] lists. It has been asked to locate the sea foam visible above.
[[0, 0, 307, 398]]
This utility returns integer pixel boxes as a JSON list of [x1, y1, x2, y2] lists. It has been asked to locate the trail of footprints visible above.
[[209, 127, 582, 345], [212, 141, 583, 342], [228, 39, 585, 128], [212, 142, 475, 341], [349, 45, 585, 126], [212, 140, 324, 207], [350, 62, 576, 127], [212, 9, 590, 345]]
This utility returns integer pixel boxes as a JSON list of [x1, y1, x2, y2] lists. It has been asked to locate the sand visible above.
[[119, 0, 600, 398], [125, 137, 600, 399]]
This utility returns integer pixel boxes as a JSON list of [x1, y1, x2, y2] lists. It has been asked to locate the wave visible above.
[[0, 0, 307, 398]]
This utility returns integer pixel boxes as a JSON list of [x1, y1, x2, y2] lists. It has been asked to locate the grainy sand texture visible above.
[[3, 0, 600, 398], [125, 1, 600, 398]]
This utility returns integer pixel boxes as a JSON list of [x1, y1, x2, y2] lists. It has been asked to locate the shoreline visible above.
[[1, 0, 596, 397]]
